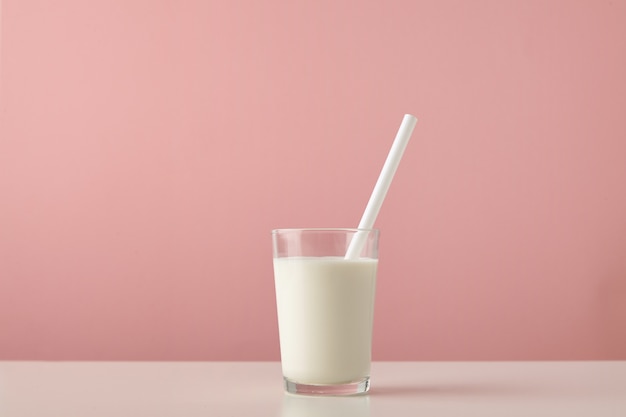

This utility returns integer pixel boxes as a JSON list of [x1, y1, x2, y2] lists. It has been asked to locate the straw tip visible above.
[[404, 114, 418, 122]]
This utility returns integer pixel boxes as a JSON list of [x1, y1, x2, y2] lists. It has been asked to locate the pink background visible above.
[[1, 0, 625, 360]]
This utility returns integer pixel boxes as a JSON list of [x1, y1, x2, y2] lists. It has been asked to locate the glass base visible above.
[[284, 376, 370, 396]]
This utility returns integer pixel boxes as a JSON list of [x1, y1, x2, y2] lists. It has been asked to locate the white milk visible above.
[[273, 257, 377, 385]]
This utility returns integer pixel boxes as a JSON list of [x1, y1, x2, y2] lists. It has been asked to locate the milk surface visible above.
[[273, 256, 377, 385]]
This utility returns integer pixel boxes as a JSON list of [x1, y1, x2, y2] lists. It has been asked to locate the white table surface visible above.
[[0, 361, 625, 416]]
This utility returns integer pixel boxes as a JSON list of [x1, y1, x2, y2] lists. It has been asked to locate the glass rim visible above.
[[271, 228, 379, 234]]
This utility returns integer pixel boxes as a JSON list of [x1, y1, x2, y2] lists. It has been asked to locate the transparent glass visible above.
[[272, 228, 379, 395]]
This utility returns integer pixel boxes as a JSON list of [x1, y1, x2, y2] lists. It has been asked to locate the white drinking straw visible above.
[[345, 114, 417, 259]]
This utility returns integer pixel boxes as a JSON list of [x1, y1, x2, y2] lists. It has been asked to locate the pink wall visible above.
[[1, 0, 625, 360]]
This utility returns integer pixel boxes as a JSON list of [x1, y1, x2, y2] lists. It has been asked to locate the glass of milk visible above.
[[272, 228, 379, 395]]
